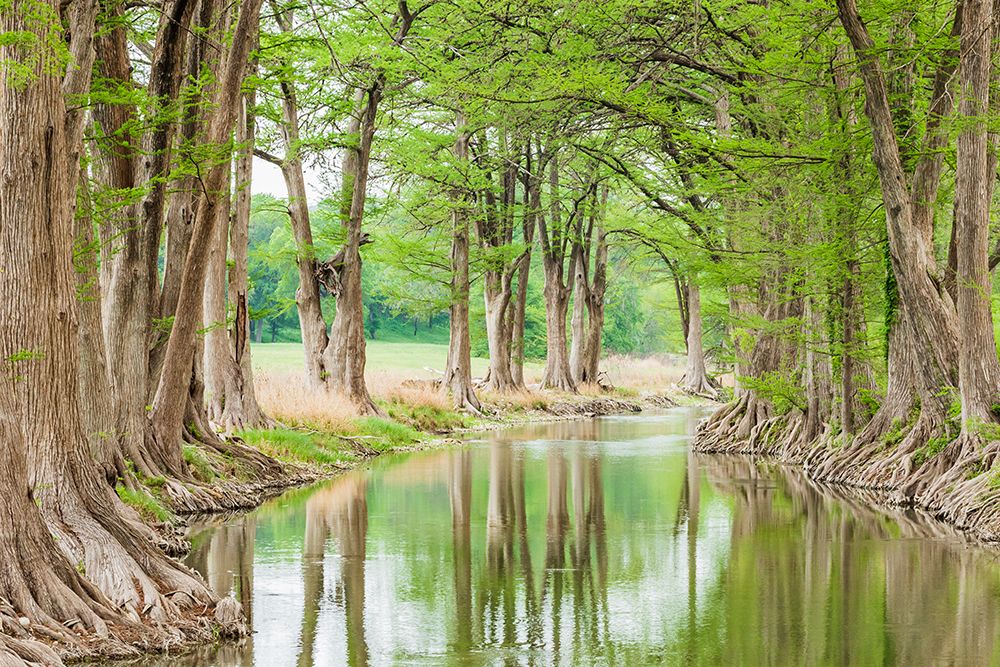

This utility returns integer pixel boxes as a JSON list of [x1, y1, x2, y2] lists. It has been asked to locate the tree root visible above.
[[694, 396, 1000, 542]]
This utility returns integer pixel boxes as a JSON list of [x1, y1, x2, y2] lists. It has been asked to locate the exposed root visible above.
[[694, 395, 1000, 542], [679, 372, 722, 401]]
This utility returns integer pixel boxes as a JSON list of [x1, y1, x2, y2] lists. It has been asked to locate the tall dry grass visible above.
[[599, 353, 687, 391], [254, 372, 359, 431], [254, 352, 704, 432]]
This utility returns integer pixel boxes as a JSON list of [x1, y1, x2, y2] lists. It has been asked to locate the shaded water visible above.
[[146, 409, 1000, 665]]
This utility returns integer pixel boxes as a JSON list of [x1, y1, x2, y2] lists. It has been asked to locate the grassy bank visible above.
[[117, 348, 703, 524]]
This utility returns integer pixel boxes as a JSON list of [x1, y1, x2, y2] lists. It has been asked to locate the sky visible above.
[[252, 156, 328, 204]]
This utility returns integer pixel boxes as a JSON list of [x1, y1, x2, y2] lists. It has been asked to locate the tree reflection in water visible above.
[[135, 411, 1000, 666]]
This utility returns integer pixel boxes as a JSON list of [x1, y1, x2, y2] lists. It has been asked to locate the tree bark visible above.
[[836, 0, 962, 425], [269, 9, 330, 391], [442, 117, 482, 413], [538, 156, 578, 392], [203, 163, 233, 422], [0, 0, 221, 642], [681, 282, 717, 398], [582, 212, 608, 384], [955, 0, 1000, 428], [96, 0, 196, 478], [323, 86, 381, 413], [511, 148, 540, 388], [74, 170, 123, 480], [223, 86, 272, 430], [151, 0, 264, 462]]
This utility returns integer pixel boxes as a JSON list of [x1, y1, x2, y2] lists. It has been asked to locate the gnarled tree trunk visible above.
[[323, 86, 381, 414]]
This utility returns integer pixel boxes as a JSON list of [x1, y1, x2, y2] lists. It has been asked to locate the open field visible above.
[[250, 341, 703, 393], [251, 341, 546, 379]]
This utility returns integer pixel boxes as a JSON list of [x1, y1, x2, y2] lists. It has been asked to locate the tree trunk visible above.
[[955, 0, 1000, 428], [541, 259, 575, 392], [837, 0, 961, 428], [75, 170, 123, 480], [442, 118, 482, 413], [569, 242, 589, 385], [539, 157, 577, 392], [510, 158, 538, 388], [582, 212, 608, 384], [223, 87, 272, 430], [484, 273, 516, 391], [96, 0, 195, 478], [323, 87, 381, 414], [151, 0, 264, 463], [681, 283, 717, 397], [269, 11, 330, 391], [203, 163, 232, 422], [0, 0, 224, 644]]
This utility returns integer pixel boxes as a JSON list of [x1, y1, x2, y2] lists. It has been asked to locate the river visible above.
[[141, 407, 1000, 666]]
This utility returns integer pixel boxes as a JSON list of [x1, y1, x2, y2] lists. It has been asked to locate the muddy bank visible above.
[[694, 400, 1000, 544]]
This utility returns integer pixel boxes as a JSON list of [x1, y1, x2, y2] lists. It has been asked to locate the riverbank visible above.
[[9, 377, 703, 667], [694, 398, 1000, 545], [128, 380, 698, 537]]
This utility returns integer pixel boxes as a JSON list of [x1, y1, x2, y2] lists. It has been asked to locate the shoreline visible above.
[[694, 404, 1000, 547]]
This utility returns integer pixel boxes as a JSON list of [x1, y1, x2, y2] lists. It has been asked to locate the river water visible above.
[[145, 408, 1000, 666]]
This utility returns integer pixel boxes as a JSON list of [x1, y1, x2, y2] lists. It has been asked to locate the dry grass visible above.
[[367, 371, 454, 412], [255, 372, 359, 431], [600, 353, 687, 391], [254, 352, 698, 435], [480, 387, 553, 411]]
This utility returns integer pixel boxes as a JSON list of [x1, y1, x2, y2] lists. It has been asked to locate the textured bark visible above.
[[955, 0, 1000, 427], [538, 156, 579, 392], [569, 242, 589, 385], [95, 0, 196, 479], [324, 86, 381, 413], [269, 9, 330, 391], [511, 150, 540, 388], [582, 220, 608, 384], [483, 277, 516, 391], [151, 0, 264, 462], [74, 172, 122, 480], [570, 186, 609, 385], [203, 164, 233, 422], [476, 133, 521, 392], [223, 88, 272, 430], [681, 283, 717, 398], [0, 0, 222, 650], [836, 0, 962, 425], [442, 118, 482, 413]]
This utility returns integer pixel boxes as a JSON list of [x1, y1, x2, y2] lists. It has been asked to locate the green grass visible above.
[[241, 428, 358, 466], [116, 484, 172, 523], [355, 417, 422, 449], [240, 418, 425, 467], [382, 399, 471, 432], [251, 340, 542, 377], [182, 444, 218, 482]]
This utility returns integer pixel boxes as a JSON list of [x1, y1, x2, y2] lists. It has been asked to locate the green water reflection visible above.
[[146, 409, 1000, 666]]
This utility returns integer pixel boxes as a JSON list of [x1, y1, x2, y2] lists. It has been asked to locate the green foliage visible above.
[[740, 371, 806, 415]]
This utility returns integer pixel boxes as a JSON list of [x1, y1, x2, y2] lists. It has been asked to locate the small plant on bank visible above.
[[183, 444, 218, 482], [116, 484, 173, 523]]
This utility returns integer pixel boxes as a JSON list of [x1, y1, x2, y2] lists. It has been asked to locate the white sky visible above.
[[251, 156, 329, 204]]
